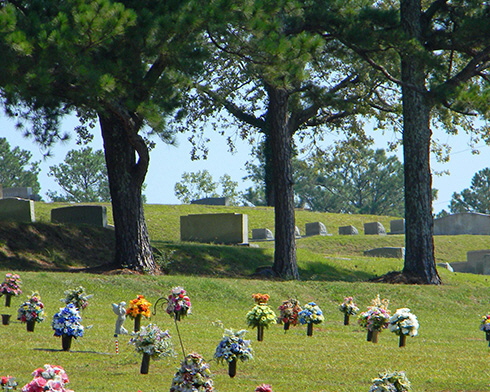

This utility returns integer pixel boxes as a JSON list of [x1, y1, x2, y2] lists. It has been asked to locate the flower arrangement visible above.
[[255, 384, 273, 392], [298, 302, 324, 325], [1, 376, 17, 391], [214, 328, 253, 363], [277, 298, 302, 329], [389, 308, 419, 337], [126, 295, 152, 319], [480, 314, 490, 332], [339, 296, 359, 315], [169, 353, 214, 392], [252, 293, 270, 304], [358, 295, 390, 332], [51, 303, 84, 338], [129, 323, 174, 359], [368, 371, 411, 392], [21, 364, 72, 392], [246, 295, 277, 329], [0, 273, 22, 306], [61, 286, 93, 310], [17, 292, 45, 324], [166, 286, 191, 321]]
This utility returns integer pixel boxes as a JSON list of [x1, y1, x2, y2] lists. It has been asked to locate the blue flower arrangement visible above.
[[51, 303, 84, 338], [214, 329, 253, 363], [298, 302, 324, 325]]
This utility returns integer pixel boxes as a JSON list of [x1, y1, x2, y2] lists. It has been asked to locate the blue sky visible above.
[[2, 114, 489, 214]]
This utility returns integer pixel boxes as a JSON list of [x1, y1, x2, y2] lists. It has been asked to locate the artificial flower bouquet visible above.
[[480, 313, 490, 344], [166, 286, 191, 321], [52, 304, 84, 338], [277, 298, 302, 330], [338, 296, 359, 325], [368, 371, 411, 392], [17, 292, 45, 330], [169, 353, 214, 392], [1, 376, 17, 391], [215, 328, 253, 377], [255, 384, 273, 392], [358, 295, 390, 342], [126, 295, 152, 319], [21, 364, 73, 392], [298, 302, 324, 336], [129, 323, 174, 359], [61, 286, 93, 311], [389, 308, 419, 347], [246, 293, 277, 341], [0, 273, 22, 307]]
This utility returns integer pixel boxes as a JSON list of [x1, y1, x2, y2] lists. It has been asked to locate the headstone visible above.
[[338, 225, 359, 235], [467, 249, 490, 264], [295, 226, 301, 238], [190, 197, 230, 206], [305, 222, 327, 236], [0, 198, 35, 223], [389, 219, 405, 234], [51, 205, 108, 227], [434, 212, 490, 235], [364, 247, 405, 259], [2, 187, 33, 199], [180, 213, 248, 244], [252, 228, 274, 241], [364, 222, 386, 235]]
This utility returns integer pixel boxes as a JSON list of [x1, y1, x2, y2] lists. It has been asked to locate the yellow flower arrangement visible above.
[[126, 295, 152, 319]]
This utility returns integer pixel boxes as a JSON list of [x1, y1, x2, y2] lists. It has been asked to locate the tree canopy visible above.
[[449, 168, 490, 214]]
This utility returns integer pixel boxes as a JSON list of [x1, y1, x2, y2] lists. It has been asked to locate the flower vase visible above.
[[344, 313, 350, 325], [26, 320, 35, 332], [367, 330, 373, 341], [284, 322, 290, 331], [486, 331, 490, 346], [228, 358, 237, 378], [4, 293, 12, 307], [307, 322, 313, 336], [1, 314, 10, 325], [399, 334, 407, 347], [140, 353, 150, 374], [371, 330, 379, 344], [134, 314, 142, 332], [62, 334, 73, 351], [257, 325, 264, 341]]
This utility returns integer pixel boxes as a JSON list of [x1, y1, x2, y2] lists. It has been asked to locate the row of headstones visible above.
[[0, 198, 108, 227]]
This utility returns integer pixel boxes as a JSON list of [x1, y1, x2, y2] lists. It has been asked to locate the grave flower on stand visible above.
[[1, 376, 17, 391], [298, 302, 324, 336], [169, 353, 214, 392], [126, 295, 151, 332], [368, 371, 411, 392], [129, 323, 174, 374], [21, 364, 73, 392], [388, 308, 419, 347], [214, 328, 253, 378], [277, 298, 302, 331], [246, 293, 277, 341], [51, 304, 84, 351], [17, 292, 45, 332], [0, 273, 22, 307], [480, 313, 490, 346], [255, 384, 273, 392], [358, 295, 390, 343], [61, 286, 93, 311], [338, 296, 359, 325], [166, 287, 191, 321]]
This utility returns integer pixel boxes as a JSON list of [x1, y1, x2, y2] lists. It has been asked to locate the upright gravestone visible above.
[[190, 197, 230, 206], [51, 205, 108, 227], [2, 187, 33, 199], [364, 222, 386, 235], [0, 198, 35, 223], [338, 225, 359, 235], [305, 222, 327, 236], [252, 228, 274, 241], [180, 213, 248, 244], [434, 212, 490, 235], [389, 219, 405, 234]]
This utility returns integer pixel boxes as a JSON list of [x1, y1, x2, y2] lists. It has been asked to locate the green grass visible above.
[[1, 202, 490, 391]]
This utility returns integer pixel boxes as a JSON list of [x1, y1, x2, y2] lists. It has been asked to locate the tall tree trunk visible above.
[[262, 132, 275, 206], [400, 0, 441, 284], [267, 85, 299, 280], [99, 110, 157, 273]]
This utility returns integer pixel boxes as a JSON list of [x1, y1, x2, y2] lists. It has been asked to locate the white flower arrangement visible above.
[[214, 328, 253, 363], [170, 353, 214, 392], [368, 371, 411, 392], [388, 308, 419, 337], [129, 323, 174, 359]]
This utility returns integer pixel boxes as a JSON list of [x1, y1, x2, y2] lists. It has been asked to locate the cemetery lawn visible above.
[[0, 203, 489, 391]]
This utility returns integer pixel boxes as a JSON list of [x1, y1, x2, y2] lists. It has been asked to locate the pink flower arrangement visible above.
[[0, 273, 22, 296], [166, 286, 191, 321], [255, 384, 273, 392], [21, 365, 72, 392]]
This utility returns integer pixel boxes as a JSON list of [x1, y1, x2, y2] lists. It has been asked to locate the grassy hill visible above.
[[0, 203, 489, 391]]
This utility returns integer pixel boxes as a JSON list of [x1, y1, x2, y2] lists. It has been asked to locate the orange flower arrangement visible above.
[[252, 293, 270, 304], [126, 295, 152, 319]]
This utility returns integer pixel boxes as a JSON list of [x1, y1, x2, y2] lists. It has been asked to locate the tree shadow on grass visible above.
[[33, 348, 112, 355]]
